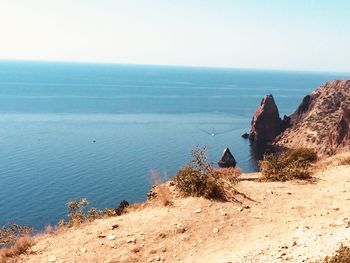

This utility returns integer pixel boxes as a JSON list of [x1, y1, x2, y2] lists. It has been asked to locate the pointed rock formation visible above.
[[217, 148, 236, 168], [248, 95, 286, 144]]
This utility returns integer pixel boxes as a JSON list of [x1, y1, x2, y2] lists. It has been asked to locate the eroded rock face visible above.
[[249, 95, 284, 144], [275, 80, 350, 155], [217, 148, 236, 168], [329, 107, 350, 154]]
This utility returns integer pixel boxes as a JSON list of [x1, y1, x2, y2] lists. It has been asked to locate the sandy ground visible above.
[[17, 164, 350, 263]]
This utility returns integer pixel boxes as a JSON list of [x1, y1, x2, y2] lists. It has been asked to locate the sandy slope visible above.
[[17, 164, 350, 263]]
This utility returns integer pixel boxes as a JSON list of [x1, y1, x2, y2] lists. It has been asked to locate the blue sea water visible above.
[[0, 61, 348, 228]]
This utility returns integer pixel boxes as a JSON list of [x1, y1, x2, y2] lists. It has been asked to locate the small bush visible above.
[[317, 244, 350, 263], [318, 153, 350, 169], [44, 225, 55, 235], [102, 201, 129, 217], [285, 148, 318, 163], [0, 236, 34, 262], [174, 145, 240, 201], [87, 208, 103, 221], [60, 198, 130, 227], [339, 156, 350, 166], [175, 166, 214, 197], [150, 170, 173, 206], [260, 148, 317, 181], [0, 224, 34, 247], [67, 198, 90, 226]]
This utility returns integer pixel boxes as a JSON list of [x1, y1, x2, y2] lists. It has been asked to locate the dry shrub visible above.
[[126, 202, 144, 213], [174, 146, 241, 201], [316, 244, 350, 263], [67, 198, 89, 226], [44, 225, 54, 235], [150, 170, 173, 206], [339, 156, 350, 165], [60, 198, 129, 227], [0, 224, 33, 247], [102, 208, 116, 217], [216, 167, 242, 179], [260, 148, 317, 181], [174, 167, 200, 196], [57, 219, 66, 229], [0, 236, 34, 262], [285, 148, 318, 163], [87, 208, 103, 221], [45, 224, 65, 236], [101, 201, 129, 217], [317, 152, 350, 170]]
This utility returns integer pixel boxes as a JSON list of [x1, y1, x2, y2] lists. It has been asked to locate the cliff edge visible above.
[[13, 155, 350, 263]]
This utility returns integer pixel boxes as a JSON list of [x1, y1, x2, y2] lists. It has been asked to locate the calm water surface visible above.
[[0, 61, 348, 228]]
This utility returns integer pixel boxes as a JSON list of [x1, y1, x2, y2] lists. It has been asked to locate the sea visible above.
[[0, 61, 348, 228]]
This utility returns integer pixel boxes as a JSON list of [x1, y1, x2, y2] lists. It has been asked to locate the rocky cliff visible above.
[[275, 80, 350, 155]]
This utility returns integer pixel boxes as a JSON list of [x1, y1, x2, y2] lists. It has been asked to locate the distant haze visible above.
[[1, 0, 349, 72]]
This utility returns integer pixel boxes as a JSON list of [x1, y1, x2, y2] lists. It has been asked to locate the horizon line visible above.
[[1, 58, 350, 75]]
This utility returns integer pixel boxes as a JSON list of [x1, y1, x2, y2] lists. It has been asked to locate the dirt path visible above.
[[18, 165, 350, 263]]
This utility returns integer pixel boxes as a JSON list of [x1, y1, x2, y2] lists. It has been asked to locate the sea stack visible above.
[[248, 95, 285, 144], [217, 148, 236, 168]]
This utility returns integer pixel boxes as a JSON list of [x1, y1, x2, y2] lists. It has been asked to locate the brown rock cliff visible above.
[[275, 80, 350, 155]]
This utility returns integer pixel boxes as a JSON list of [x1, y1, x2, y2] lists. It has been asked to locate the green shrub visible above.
[[260, 148, 317, 181], [174, 145, 239, 200]]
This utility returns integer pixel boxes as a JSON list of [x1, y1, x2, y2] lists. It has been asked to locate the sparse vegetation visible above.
[[317, 152, 350, 169], [44, 225, 55, 235], [0, 224, 35, 262], [150, 170, 173, 206], [339, 156, 350, 166], [0, 236, 34, 263], [102, 200, 129, 217], [260, 148, 317, 181], [67, 198, 90, 225], [0, 223, 34, 247], [60, 198, 130, 227], [284, 147, 318, 163], [315, 244, 350, 263], [174, 145, 241, 201]]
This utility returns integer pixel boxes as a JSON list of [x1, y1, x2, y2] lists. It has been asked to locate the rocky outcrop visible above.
[[329, 107, 350, 154], [217, 148, 236, 168], [275, 80, 350, 155], [248, 95, 287, 144]]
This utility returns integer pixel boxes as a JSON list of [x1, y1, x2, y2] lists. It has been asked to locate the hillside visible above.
[[12, 155, 350, 263], [275, 80, 350, 155]]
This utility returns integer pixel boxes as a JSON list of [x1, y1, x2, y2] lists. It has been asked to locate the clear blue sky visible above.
[[0, 0, 349, 72]]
